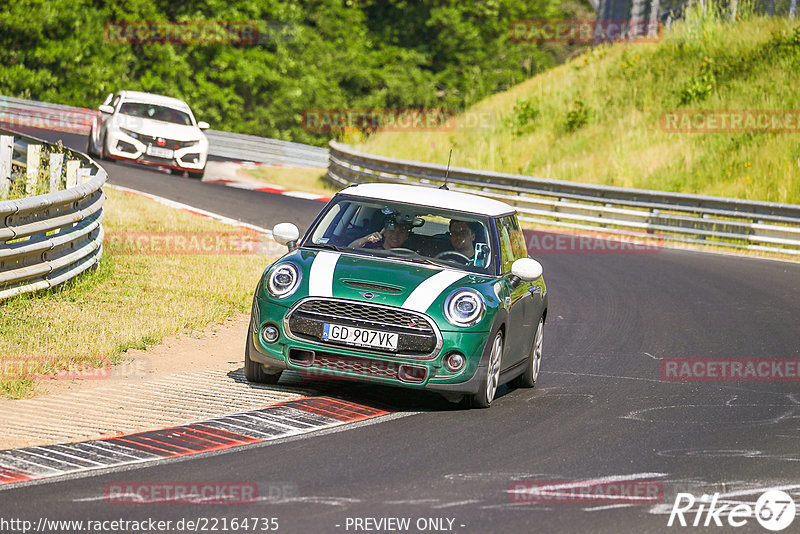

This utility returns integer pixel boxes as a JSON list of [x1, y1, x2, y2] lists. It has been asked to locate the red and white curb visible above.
[[0, 397, 389, 487]]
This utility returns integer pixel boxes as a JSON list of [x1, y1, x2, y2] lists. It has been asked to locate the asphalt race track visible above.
[[2, 127, 799, 533]]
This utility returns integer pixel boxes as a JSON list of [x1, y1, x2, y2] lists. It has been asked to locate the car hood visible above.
[[113, 116, 205, 141], [280, 249, 498, 314]]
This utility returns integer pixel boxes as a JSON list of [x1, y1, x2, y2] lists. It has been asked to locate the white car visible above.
[[87, 91, 210, 179]]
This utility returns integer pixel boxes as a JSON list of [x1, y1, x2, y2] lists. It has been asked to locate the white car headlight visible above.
[[266, 263, 301, 299], [444, 288, 485, 327], [119, 127, 140, 140]]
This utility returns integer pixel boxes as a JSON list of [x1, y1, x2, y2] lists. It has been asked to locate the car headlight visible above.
[[265, 263, 301, 299], [444, 288, 485, 327], [119, 127, 140, 140]]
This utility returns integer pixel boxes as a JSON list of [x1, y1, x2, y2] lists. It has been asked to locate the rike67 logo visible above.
[[668, 490, 796, 531]]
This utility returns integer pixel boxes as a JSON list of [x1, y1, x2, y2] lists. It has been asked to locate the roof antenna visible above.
[[439, 148, 452, 190]]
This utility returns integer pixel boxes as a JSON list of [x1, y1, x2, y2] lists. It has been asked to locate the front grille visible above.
[[289, 350, 428, 383], [343, 280, 403, 293], [136, 134, 197, 149], [311, 352, 398, 379], [286, 298, 439, 357]]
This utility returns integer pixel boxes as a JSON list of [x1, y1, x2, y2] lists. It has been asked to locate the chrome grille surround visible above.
[[284, 297, 442, 359]]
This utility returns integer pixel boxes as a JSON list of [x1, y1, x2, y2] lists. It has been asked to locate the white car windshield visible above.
[[304, 197, 494, 275], [118, 102, 194, 126]]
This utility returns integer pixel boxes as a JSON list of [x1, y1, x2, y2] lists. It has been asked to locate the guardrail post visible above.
[[25, 143, 42, 195], [49, 152, 64, 193], [0, 134, 12, 199], [65, 160, 79, 188]]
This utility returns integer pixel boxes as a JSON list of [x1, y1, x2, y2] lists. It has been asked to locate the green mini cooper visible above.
[[246, 183, 547, 407]]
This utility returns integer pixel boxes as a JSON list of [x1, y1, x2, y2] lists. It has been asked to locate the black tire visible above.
[[86, 130, 94, 156], [468, 331, 503, 408], [188, 168, 205, 180], [244, 327, 282, 384], [99, 134, 111, 161], [510, 318, 543, 389]]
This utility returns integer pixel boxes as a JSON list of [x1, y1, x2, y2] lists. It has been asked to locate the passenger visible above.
[[350, 221, 412, 250], [448, 219, 476, 258]]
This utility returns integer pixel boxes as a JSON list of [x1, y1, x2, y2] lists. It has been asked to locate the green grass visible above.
[[0, 188, 278, 398], [357, 8, 800, 205]]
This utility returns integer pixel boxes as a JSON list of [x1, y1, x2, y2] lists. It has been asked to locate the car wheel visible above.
[[244, 326, 282, 384], [86, 130, 94, 156], [511, 318, 543, 389], [469, 331, 503, 408], [99, 134, 112, 161], [188, 168, 205, 180]]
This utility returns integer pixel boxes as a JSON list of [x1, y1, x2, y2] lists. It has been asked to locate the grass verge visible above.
[[243, 166, 337, 197], [0, 187, 278, 398], [356, 10, 800, 205]]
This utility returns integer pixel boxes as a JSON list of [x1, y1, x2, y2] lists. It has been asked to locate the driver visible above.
[[448, 219, 476, 259], [350, 220, 412, 250]]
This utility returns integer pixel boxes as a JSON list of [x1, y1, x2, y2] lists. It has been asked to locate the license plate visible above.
[[146, 145, 174, 159], [322, 323, 398, 351]]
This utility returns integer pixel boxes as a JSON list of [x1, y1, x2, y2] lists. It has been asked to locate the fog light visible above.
[[444, 352, 465, 372], [261, 324, 279, 343]]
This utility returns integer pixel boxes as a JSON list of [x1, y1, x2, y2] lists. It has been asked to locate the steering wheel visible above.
[[435, 251, 470, 263]]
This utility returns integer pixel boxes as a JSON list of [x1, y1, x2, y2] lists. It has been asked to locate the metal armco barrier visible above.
[[327, 141, 800, 255], [0, 94, 329, 168], [0, 129, 106, 300]]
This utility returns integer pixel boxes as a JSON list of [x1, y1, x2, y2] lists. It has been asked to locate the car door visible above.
[[495, 215, 537, 368]]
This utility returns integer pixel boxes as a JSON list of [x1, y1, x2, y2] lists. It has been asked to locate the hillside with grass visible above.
[[356, 10, 800, 204]]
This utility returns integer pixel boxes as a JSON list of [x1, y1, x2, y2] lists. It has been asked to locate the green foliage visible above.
[[509, 98, 540, 136], [0, 0, 576, 146], [563, 97, 589, 132]]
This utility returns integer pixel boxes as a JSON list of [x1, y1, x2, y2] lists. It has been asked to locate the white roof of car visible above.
[[118, 91, 192, 113], [341, 183, 515, 217]]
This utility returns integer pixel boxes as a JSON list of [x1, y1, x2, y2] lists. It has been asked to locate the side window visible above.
[[496, 215, 527, 273], [496, 216, 515, 273], [508, 216, 528, 261]]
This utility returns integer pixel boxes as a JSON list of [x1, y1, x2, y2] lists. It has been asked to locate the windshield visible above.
[[303, 196, 494, 275], [118, 102, 194, 126]]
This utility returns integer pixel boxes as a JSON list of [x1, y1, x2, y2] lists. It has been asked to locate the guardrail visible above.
[[0, 128, 106, 300], [327, 141, 800, 256], [0, 94, 329, 168]]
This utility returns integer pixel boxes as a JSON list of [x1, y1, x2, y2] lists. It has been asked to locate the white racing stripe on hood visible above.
[[402, 270, 466, 313], [308, 251, 341, 297]]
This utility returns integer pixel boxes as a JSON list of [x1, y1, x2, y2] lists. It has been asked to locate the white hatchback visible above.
[[87, 91, 210, 179]]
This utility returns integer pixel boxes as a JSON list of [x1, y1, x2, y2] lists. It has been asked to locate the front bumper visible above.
[[106, 129, 207, 171], [249, 296, 490, 394]]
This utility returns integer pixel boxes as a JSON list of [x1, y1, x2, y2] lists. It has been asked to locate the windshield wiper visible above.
[[304, 243, 344, 252]]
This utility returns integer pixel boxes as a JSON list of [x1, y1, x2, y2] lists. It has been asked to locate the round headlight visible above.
[[266, 263, 300, 298], [444, 288, 485, 327]]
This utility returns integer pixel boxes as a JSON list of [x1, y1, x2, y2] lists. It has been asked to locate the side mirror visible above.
[[98, 104, 114, 114], [197, 121, 210, 130], [511, 258, 543, 282], [273, 222, 300, 251]]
